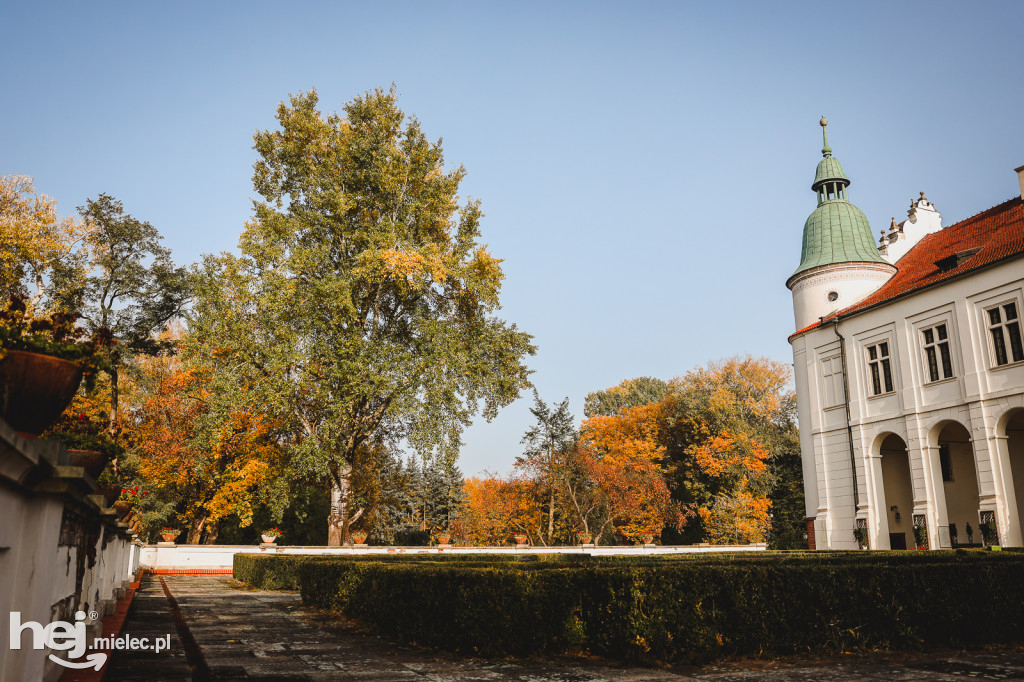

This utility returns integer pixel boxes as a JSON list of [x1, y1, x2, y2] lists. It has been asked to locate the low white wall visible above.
[[0, 421, 140, 682], [139, 543, 768, 571]]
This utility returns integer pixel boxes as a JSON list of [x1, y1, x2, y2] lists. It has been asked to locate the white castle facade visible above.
[[787, 120, 1024, 550]]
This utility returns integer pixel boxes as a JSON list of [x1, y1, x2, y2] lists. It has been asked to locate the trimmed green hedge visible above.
[[235, 551, 1024, 663]]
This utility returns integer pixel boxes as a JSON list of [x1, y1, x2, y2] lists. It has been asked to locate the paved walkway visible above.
[[106, 575, 1024, 680]]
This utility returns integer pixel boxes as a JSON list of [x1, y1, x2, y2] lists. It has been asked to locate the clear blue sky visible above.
[[3, 2, 1023, 476]]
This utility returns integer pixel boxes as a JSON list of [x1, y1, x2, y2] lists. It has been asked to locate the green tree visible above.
[[517, 390, 577, 545], [67, 194, 191, 437], [191, 88, 534, 545], [584, 376, 671, 417]]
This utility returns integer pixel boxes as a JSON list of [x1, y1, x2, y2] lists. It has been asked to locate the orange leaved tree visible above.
[[579, 400, 683, 544]]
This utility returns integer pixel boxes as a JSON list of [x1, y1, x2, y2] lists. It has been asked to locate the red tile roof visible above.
[[791, 195, 1024, 339]]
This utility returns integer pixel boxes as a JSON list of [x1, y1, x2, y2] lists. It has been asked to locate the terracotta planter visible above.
[[0, 350, 83, 437], [97, 485, 121, 506], [513, 534, 528, 547], [350, 534, 368, 546], [436, 535, 452, 545], [68, 449, 107, 479], [578, 536, 593, 545], [161, 532, 179, 543]]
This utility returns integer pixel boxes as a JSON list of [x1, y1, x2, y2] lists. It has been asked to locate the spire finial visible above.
[[820, 116, 832, 158]]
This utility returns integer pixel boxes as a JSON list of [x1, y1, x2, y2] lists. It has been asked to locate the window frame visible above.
[[865, 339, 896, 397], [985, 300, 1024, 368], [819, 354, 844, 409], [921, 321, 955, 383]]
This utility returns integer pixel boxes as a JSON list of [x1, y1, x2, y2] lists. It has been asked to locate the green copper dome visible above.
[[792, 119, 888, 277], [813, 156, 847, 190]]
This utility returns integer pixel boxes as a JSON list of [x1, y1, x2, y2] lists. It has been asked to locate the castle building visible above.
[[787, 119, 1024, 550]]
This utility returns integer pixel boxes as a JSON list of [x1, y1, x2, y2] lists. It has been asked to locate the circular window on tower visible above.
[[827, 291, 839, 302]]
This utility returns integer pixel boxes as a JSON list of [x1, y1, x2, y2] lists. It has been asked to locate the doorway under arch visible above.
[[935, 421, 980, 547], [1003, 409, 1024, 546], [879, 433, 913, 549]]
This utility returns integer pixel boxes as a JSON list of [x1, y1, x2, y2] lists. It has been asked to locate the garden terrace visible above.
[[234, 550, 1024, 664]]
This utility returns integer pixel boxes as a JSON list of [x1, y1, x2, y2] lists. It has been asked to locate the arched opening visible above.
[[879, 433, 913, 549], [1003, 409, 1024, 545], [935, 421, 981, 547]]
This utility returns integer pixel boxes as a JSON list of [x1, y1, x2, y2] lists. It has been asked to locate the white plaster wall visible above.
[[139, 543, 769, 571], [789, 263, 896, 332]]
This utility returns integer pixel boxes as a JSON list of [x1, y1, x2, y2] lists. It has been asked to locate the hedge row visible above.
[[235, 551, 1024, 664]]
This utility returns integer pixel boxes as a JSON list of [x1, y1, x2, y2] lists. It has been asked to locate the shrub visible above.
[[234, 551, 1024, 663]]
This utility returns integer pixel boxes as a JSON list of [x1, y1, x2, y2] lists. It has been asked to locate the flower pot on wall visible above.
[[161, 531, 179, 543], [68, 449, 107, 479], [350, 533, 368, 546], [0, 350, 83, 437], [261, 534, 278, 544]]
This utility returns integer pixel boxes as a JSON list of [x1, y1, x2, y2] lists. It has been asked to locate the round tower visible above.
[[786, 118, 897, 331]]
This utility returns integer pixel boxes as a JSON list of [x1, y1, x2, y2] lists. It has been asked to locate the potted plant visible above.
[[980, 520, 999, 547], [576, 531, 593, 545], [0, 295, 112, 437], [640, 533, 655, 546], [434, 531, 452, 546], [912, 523, 928, 550], [350, 530, 368, 546], [261, 527, 283, 544], [513, 533, 528, 547], [853, 525, 869, 549], [160, 528, 180, 543]]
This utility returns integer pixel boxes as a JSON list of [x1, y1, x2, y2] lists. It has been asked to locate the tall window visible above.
[[922, 323, 954, 382], [821, 356, 844, 408], [867, 341, 894, 396], [987, 301, 1024, 366]]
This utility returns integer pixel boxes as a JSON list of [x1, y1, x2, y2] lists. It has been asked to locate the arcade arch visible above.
[[1000, 408, 1024, 546], [931, 421, 980, 547], [878, 433, 913, 549]]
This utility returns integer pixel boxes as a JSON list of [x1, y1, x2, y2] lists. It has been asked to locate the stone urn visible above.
[[160, 529, 180, 543], [261, 534, 278, 544], [0, 350, 83, 437], [514, 534, 528, 548], [350, 532, 368, 546]]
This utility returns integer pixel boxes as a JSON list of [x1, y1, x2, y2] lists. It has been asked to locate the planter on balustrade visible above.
[[436, 533, 452, 547], [513, 534, 528, 548], [0, 350, 83, 438], [68, 449, 107, 479], [160, 529, 180, 544], [350, 532, 368, 546]]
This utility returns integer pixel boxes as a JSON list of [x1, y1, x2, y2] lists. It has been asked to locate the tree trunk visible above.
[[204, 521, 220, 544], [108, 364, 120, 439], [186, 516, 206, 544], [326, 464, 353, 547]]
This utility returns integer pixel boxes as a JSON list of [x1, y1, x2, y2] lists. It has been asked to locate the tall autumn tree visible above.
[[191, 88, 534, 545], [664, 356, 801, 545], [517, 391, 576, 545], [125, 346, 287, 543], [0, 174, 88, 305], [580, 399, 683, 543], [70, 195, 192, 436]]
